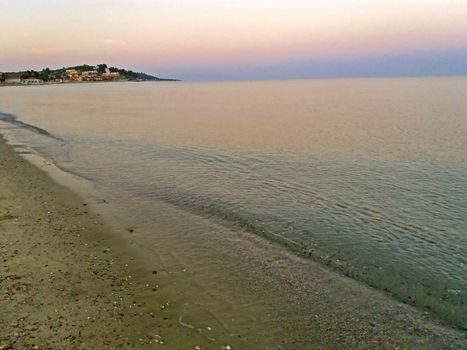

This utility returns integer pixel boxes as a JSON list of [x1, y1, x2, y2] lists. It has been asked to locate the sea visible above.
[[0, 78, 466, 329]]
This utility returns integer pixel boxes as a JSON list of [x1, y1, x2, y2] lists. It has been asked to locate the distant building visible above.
[[102, 71, 120, 80], [21, 77, 44, 85], [81, 70, 101, 81], [82, 70, 97, 75], [65, 69, 78, 75], [0, 72, 4, 82], [65, 69, 81, 81], [5, 76, 21, 84]]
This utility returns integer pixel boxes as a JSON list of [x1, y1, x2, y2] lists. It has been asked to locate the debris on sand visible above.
[[0, 214, 17, 221]]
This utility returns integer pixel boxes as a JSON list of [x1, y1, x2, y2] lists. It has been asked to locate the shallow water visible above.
[[0, 78, 466, 327]]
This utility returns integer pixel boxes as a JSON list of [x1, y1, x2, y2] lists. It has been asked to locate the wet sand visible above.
[[0, 134, 465, 349]]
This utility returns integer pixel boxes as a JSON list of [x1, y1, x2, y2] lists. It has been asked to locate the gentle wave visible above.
[[55, 137, 465, 327], [1, 79, 466, 328]]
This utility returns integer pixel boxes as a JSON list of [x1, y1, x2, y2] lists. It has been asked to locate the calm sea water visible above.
[[1, 78, 466, 327]]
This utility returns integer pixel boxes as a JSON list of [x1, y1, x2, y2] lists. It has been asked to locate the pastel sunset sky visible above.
[[1, 0, 466, 80]]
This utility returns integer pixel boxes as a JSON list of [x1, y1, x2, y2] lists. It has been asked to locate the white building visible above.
[[102, 71, 120, 80], [81, 70, 101, 81], [5, 77, 21, 84], [66, 69, 78, 75], [21, 78, 44, 85], [82, 70, 98, 76], [65, 69, 81, 80]]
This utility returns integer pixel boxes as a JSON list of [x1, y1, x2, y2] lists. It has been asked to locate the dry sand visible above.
[[0, 135, 466, 349]]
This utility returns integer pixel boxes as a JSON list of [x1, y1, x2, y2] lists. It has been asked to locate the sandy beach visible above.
[[0, 133, 466, 349], [0, 135, 190, 349], [1, 135, 252, 349], [2, 0, 466, 347]]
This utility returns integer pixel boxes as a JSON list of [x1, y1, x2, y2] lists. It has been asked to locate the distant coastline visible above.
[[0, 63, 179, 86]]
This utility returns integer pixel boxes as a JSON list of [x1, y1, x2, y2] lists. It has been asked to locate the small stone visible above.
[[195, 346, 201, 350]]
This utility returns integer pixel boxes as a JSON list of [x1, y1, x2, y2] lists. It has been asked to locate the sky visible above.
[[0, 0, 466, 80]]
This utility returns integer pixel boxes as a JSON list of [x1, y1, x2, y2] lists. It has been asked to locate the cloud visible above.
[[30, 47, 61, 55], [103, 38, 127, 45]]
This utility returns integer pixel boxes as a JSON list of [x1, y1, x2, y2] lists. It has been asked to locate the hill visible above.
[[0, 64, 178, 83]]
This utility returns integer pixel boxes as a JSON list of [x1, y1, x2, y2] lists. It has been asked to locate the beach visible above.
[[0, 135, 181, 349], [2, 0, 466, 347], [1, 127, 465, 349]]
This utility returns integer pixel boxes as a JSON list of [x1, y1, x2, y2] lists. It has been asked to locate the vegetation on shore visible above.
[[0, 63, 178, 83]]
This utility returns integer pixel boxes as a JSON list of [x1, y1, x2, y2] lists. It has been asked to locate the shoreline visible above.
[[0, 134, 259, 349], [0, 79, 179, 88], [0, 135, 195, 349], [1, 133, 466, 349]]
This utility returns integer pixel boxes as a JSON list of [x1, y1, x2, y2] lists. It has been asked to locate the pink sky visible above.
[[1, 0, 466, 79]]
